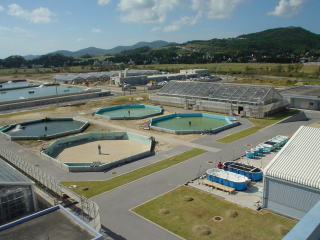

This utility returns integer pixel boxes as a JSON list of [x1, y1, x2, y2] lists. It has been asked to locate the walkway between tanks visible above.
[[91, 110, 320, 240], [80, 117, 221, 153]]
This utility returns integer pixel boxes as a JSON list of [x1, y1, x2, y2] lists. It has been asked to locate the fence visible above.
[[0, 139, 101, 231]]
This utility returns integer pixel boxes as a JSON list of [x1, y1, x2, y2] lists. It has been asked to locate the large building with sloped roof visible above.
[[263, 126, 320, 219], [150, 81, 287, 118]]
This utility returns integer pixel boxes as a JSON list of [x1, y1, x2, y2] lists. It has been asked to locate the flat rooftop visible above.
[[281, 85, 320, 97], [0, 208, 98, 240]]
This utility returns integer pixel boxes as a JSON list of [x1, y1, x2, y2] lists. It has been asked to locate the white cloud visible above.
[[191, 0, 244, 19], [97, 0, 111, 6], [7, 3, 54, 23], [268, 0, 306, 17], [0, 5, 4, 12], [92, 28, 102, 33], [118, 0, 245, 32], [0, 25, 34, 37], [151, 26, 161, 32], [163, 15, 199, 32], [118, 0, 181, 23], [76, 38, 84, 42]]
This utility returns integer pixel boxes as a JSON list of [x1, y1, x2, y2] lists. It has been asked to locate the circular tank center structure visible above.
[[95, 104, 163, 120], [41, 132, 154, 172], [150, 113, 240, 134], [0, 118, 88, 140]]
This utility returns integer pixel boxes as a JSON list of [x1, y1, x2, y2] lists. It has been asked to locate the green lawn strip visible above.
[[133, 186, 297, 240], [61, 148, 207, 198], [217, 126, 262, 143], [217, 109, 299, 143]]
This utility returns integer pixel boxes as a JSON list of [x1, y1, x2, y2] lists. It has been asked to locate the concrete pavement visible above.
[[1, 109, 319, 240], [91, 110, 320, 240]]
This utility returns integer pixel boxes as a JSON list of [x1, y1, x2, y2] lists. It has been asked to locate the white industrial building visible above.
[[53, 71, 118, 84], [54, 69, 160, 85], [150, 81, 287, 118], [0, 159, 37, 224], [263, 126, 320, 219], [280, 85, 320, 110], [180, 69, 209, 76]]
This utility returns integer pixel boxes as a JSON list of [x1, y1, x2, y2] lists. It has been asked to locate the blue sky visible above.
[[0, 0, 319, 58]]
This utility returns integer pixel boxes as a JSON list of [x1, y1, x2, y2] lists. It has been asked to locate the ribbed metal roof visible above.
[[0, 159, 33, 185], [157, 81, 273, 103], [53, 69, 160, 82], [264, 126, 320, 189]]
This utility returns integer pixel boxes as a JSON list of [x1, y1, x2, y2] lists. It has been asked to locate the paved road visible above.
[[92, 110, 320, 240], [1, 109, 319, 240], [93, 152, 213, 240], [0, 135, 191, 182]]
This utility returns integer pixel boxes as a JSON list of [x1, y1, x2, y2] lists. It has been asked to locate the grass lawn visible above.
[[133, 186, 297, 240], [310, 121, 320, 128], [217, 109, 299, 143], [62, 148, 206, 198]]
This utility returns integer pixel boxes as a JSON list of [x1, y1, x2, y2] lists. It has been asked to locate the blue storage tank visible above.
[[206, 168, 249, 191], [253, 148, 260, 156], [223, 161, 263, 181], [245, 151, 255, 159], [256, 145, 264, 154], [260, 143, 274, 152]]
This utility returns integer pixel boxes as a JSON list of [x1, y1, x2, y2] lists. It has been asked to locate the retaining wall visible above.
[[150, 113, 240, 134], [41, 132, 153, 172], [95, 104, 163, 120], [1, 118, 89, 140]]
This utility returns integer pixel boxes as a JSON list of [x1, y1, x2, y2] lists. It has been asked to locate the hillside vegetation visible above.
[[111, 27, 320, 64]]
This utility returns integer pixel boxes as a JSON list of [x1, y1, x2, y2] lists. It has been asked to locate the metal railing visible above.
[[0, 140, 101, 231]]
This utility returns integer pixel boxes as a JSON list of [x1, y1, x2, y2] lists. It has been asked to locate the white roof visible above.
[[264, 126, 320, 189]]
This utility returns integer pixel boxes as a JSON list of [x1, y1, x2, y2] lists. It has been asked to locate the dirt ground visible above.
[[0, 73, 57, 82], [0, 105, 204, 155], [57, 140, 150, 163], [0, 80, 206, 157]]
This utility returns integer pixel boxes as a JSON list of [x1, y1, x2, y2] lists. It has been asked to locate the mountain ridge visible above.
[[23, 40, 177, 60], [109, 26, 320, 64]]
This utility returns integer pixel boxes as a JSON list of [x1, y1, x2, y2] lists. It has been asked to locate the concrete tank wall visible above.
[[0, 91, 111, 112]]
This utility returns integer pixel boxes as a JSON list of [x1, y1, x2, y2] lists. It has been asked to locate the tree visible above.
[[3, 55, 27, 68]]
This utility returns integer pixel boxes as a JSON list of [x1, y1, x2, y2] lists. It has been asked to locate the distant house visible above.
[[180, 69, 209, 76], [31, 64, 44, 68], [128, 59, 135, 65]]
